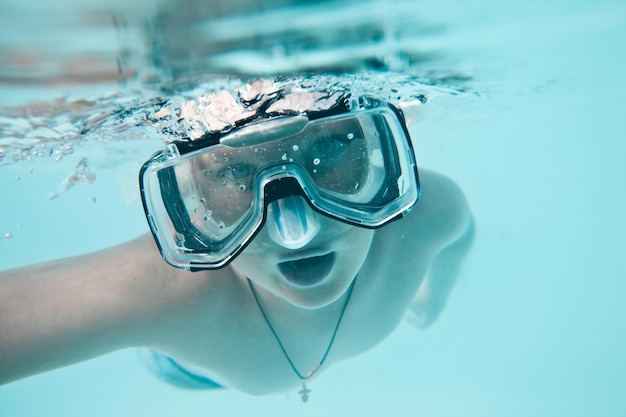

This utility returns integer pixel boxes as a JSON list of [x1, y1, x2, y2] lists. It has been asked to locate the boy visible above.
[[0, 86, 473, 402]]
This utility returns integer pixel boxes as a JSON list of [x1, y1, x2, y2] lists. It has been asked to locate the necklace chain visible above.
[[247, 278, 356, 403]]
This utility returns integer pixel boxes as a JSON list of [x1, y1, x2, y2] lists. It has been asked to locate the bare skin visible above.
[[0, 169, 473, 394]]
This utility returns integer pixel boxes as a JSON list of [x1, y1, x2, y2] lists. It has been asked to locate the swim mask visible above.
[[140, 96, 420, 270]]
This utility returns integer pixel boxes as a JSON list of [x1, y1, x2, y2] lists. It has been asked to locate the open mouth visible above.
[[278, 252, 336, 286]]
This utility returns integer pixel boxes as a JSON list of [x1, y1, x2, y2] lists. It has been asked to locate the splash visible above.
[[0, 71, 464, 167], [148, 73, 445, 140], [0, 0, 474, 167]]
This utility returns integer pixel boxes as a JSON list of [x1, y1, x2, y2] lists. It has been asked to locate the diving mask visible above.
[[140, 96, 420, 270]]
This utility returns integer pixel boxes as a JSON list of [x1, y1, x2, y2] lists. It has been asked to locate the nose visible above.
[[267, 196, 321, 249]]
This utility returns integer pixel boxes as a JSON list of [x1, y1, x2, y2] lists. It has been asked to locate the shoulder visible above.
[[416, 169, 472, 233], [345, 169, 472, 332], [377, 169, 473, 250], [339, 170, 472, 347]]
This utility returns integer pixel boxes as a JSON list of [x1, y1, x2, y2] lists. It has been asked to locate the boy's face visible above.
[[230, 205, 374, 309]]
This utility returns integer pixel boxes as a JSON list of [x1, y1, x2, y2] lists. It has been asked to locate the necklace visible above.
[[247, 278, 356, 403]]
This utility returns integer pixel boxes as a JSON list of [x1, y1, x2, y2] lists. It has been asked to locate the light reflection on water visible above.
[[0, 0, 467, 167]]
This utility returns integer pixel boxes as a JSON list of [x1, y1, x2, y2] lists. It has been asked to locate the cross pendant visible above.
[[298, 382, 311, 403]]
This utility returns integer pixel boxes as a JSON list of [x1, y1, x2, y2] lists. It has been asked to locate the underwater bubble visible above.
[[237, 184, 246, 192], [49, 157, 97, 199], [281, 153, 288, 161], [347, 133, 354, 139], [4, 232, 13, 239], [292, 145, 299, 151], [313, 158, 321, 165], [87, 196, 97, 203]]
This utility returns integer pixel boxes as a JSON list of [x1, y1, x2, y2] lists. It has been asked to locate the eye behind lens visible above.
[[229, 163, 253, 179]]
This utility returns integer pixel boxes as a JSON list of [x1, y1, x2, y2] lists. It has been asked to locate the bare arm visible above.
[[361, 170, 474, 333], [0, 235, 206, 385], [407, 216, 474, 328], [404, 170, 475, 328]]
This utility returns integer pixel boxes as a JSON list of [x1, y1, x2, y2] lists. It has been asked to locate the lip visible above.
[[278, 247, 334, 262], [278, 251, 336, 286]]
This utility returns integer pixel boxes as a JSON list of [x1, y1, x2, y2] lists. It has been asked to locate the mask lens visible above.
[[172, 111, 401, 241], [174, 146, 256, 241], [292, 113, 396, 207], [140, 101, 418, 270], [299, 117, 370, 195]]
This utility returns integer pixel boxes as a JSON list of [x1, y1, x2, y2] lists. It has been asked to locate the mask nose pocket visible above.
[[267, 196, 320, 249]]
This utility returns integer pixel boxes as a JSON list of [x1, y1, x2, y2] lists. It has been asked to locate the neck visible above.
[[248, 280, 354, 321], [246, 277, 357, 403], [246, 277, 356, 377]]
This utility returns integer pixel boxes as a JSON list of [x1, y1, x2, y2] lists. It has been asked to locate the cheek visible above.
[[335, 228, 375, 270], [231, 245, 280, 283], [232, 252, 267, 275]]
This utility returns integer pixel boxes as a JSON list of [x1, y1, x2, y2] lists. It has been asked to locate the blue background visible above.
[[1, 1, 625, 416]]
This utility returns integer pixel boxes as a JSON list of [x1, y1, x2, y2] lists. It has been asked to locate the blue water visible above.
[[1, 1, 625, 416]]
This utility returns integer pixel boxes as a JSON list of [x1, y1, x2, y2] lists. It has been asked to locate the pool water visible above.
[[1, 1, 625, 416]]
